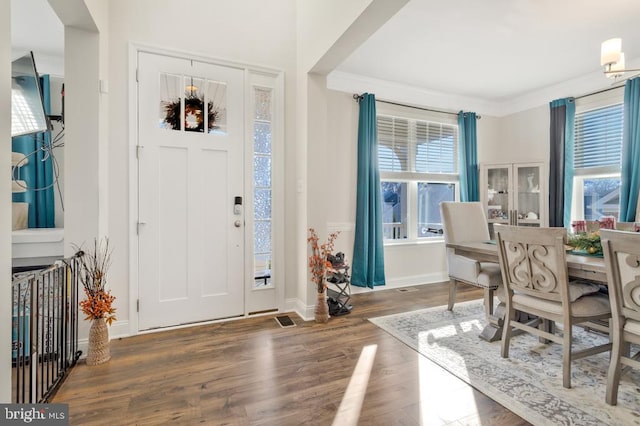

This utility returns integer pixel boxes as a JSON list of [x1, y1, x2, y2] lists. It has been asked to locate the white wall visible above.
[[1, 0, 12, 403], [480, 105, 549, 166]]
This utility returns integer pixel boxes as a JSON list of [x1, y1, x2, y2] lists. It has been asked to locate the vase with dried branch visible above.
[[74, 237, 116, 365], [307, 228, 339, 323]]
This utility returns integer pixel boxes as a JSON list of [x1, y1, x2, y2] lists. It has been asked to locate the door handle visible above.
[[234, 220, 241, 228]]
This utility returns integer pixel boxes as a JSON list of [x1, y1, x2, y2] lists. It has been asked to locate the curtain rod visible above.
[[573, 81, 626, 101], [352, 94, 481, 119]]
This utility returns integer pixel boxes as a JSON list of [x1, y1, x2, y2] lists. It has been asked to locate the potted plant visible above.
[[75, 237, 116, 365], [307, 228, 339, 323]]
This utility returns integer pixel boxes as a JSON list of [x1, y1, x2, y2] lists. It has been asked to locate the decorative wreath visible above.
[[162, 94, 220, 132]]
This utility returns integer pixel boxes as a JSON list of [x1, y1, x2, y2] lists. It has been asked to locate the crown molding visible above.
[[327, 63, 639, 117]]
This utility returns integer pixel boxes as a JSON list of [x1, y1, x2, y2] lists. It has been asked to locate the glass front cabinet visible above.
[[480, 162, 547, 239]]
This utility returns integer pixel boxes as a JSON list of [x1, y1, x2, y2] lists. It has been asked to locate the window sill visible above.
[[383, 237, 445, 248]]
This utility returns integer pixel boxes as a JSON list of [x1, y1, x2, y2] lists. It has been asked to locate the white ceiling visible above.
[[10, 0, 640, 112], [335, 0, 640, 111], [11, 0, 63, 57], [11, 0, 64, 75]]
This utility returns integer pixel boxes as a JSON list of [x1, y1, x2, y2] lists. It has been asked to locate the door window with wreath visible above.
[[158, 73, 227, 135]]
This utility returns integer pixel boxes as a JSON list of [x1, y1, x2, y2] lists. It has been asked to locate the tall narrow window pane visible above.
[[184, 76, 204, 132], [159, 73, 182, 130], [254, 87, 273, 287], [254, 122, 271, 154], [205, 79, 227, 135], [381, 181, 407, 240]]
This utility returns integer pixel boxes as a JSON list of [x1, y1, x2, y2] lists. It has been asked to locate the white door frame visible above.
[[127, 43, 285, 335]]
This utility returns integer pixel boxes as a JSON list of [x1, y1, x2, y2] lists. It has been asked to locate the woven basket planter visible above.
[[314, 288, 330, 323], [86, 318, 111, 366]]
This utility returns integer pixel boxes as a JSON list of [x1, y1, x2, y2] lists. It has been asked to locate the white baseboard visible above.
[[285, 297, 314, 322], [350, 272, 448, 294]]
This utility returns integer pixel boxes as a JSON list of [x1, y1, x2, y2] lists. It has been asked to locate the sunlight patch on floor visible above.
[[418, 353, 481, 424], [332, 344, 378, 426]]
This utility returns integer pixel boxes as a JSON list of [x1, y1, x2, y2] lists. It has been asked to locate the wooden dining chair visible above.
[[440, 202, 502, 320], [600, 229, 640, 405], [495, 224, 612, 388]]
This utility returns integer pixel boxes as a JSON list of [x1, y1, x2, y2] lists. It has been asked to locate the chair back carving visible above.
[[601, 229, 640, 322], [495, 224, 568, 302]]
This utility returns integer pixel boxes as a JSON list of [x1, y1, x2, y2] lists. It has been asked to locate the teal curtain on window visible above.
[[352, 93, 385, 289], [12, 75, 55, 228], [458, 111, 479, 202], [549, 98, 575, 227], [620, 78, 640, 222]]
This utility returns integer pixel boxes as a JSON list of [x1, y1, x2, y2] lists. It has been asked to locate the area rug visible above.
[[369, 299, 640, 426]]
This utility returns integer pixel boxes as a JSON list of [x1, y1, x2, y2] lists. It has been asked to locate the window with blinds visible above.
[[574, 103, 623, 169], [572, 96, 623, 221], [376, 110, 458, 241]]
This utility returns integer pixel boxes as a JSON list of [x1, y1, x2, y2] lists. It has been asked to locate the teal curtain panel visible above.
[[620, 78, 640, 222], [351, 93, 386, 289], [458, 111, 479, 202]]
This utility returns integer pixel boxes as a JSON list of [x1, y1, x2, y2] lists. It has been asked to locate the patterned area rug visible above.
[[369, 299, 640, 426]]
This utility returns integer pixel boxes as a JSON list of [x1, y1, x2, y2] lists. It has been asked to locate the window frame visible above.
[[377, 102, 459, 244]]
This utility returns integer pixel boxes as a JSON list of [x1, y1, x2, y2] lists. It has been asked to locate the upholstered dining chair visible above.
[[600, 229, 640, 405], [440, 202, 502, 320], [494, 224, 612, 389]]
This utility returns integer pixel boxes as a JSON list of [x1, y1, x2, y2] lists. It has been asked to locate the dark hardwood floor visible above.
[[52, 282, 529, 425]]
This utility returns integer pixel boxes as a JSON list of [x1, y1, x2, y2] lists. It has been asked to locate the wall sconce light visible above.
[[601, 38, 640, 79]]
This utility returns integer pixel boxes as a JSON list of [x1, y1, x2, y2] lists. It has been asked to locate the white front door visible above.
[[137, 52, 245, 330]]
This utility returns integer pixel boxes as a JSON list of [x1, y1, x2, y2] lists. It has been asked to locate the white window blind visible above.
[[377, 115, 457, 173], [416, 121, 456, 173], [574, 103, 623, 169], [378, 115, 409, 172]]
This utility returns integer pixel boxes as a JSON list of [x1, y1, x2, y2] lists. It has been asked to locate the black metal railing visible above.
[[11, 253, 83, 403]]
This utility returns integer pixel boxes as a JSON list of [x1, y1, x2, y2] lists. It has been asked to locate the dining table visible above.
[[446, 240, 608, 341]]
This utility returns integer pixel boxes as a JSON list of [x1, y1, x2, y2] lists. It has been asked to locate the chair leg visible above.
[[500, 303, 514, 358], [562, 325, 573, 389], [606, 327, 624, 405], [447, 279, 457, 311], [483, 288, 494, 321]]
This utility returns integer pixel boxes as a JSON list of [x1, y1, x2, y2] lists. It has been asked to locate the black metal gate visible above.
[[11, 253, 82, 403]]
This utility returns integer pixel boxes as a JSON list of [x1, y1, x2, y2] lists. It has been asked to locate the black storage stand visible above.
[[326, 253, 352, 316]]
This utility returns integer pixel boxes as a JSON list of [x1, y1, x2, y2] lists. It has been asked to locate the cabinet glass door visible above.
[[486, 166, 511, 223], [515, 165, 542, 226]]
